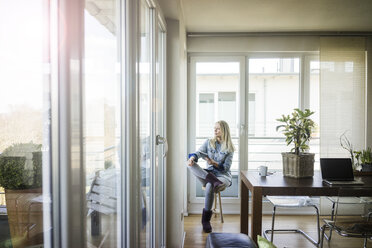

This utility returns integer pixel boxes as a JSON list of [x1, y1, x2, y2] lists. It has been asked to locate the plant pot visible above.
[[282, 152, 315, 178], [4, 188, 43, 248], [361, 163, 372, 172]]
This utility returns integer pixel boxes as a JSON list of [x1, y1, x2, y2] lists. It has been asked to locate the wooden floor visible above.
[[184, 214, 371, 248]]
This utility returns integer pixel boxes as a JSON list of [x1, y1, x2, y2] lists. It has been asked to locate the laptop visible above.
[[320, 158, 364, 185]]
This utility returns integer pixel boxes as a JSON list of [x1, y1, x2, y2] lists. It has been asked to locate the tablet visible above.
[[199, 151, 210, 159]]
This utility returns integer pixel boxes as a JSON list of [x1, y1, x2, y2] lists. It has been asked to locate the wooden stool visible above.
[[202, 186, 225, 223], [212, 191, 224, 223]]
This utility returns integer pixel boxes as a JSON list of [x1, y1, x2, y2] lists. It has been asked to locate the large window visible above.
[[189, 55, 320, 211]]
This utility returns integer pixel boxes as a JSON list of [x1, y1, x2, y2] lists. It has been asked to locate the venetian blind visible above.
[[320, 37, 366, 158]]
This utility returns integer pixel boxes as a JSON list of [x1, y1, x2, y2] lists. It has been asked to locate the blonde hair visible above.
[[209, 120, 235, 153]]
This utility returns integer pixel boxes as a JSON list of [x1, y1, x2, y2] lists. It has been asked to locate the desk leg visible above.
[[251, 188, 262, 244], [240, 181, 249, 234]]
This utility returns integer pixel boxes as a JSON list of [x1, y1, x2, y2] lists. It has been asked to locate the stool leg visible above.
[[218, 192, 224, 223], [213, 192, 217, 218]]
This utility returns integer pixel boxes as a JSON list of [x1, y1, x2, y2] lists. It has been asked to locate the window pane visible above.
[[218, 92, 237, 136], [84, 0, 121, 246], [249, 58, 299, 73], [0, 0, 52, 246], [248, 58, 300, 170], [198, 93, 214, 136]]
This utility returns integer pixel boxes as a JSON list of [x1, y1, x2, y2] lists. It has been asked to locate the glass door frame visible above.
[[187, 56, 246, 213], [139, 0, 167, 246], [154, 12, 167, 248], [52, 0, 86, 246], [150, 5, 167, 248]]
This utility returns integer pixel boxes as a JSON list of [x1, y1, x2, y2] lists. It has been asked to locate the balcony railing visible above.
[[195, 137, 320, 171]]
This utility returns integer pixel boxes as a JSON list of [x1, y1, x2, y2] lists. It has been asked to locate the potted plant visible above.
[[354, 147, 372, 172], [0, 143, 43, 247], [276, 109, 316, 178]]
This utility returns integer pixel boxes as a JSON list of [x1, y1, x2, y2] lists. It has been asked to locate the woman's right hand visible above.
[[188, 156, 195, 166]]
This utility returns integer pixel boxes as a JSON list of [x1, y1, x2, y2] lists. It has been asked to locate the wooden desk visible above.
[[240, 170, 372, 243]]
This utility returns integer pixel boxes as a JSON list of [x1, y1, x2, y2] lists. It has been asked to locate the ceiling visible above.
[[158, 0, 372, 33]]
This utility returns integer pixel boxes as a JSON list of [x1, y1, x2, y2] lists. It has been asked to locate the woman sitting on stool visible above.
[[187, 120, 235, 233]]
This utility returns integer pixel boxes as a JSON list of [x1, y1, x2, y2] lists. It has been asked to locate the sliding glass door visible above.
[[0, 0, 167, 246], [189, 57, 246, 212], [140, 2, 167, 247], [154, 20, 167, 248]]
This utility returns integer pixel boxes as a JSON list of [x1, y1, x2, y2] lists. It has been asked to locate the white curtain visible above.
[[320, 37, 366, 158]]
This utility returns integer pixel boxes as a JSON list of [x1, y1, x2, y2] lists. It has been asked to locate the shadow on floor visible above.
[[0, 215, 13, 248]]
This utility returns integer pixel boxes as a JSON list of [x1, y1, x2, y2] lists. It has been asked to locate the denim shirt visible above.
[[188, 139, 234, 184]]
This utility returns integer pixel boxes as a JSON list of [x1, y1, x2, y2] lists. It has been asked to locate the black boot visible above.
[[202, 208, 213, 233], [205, 173, 223, 190]]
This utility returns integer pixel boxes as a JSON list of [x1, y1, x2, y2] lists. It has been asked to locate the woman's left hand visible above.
[[206, 158, 218, 168]]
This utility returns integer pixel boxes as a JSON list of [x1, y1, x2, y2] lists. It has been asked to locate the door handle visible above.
[[156, 135, 168, 158], [239, 124, 246, 136]]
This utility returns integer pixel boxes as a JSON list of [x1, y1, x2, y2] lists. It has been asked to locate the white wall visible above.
[[166, 18, 187, 247]]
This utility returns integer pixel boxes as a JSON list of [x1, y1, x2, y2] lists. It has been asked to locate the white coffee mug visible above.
[[259, 165, 268, 176]]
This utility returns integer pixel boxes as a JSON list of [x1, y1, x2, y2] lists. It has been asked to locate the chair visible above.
[[320, 187, 372, 248], [263, 196, 320, 246], [324, 196, 372, 241]]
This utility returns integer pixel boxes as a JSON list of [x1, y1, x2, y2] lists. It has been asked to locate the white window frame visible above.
[[187, 52, 320, 214]]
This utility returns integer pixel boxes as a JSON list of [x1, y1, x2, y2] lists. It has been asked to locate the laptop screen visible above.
[[320, 158, 354, 181]]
